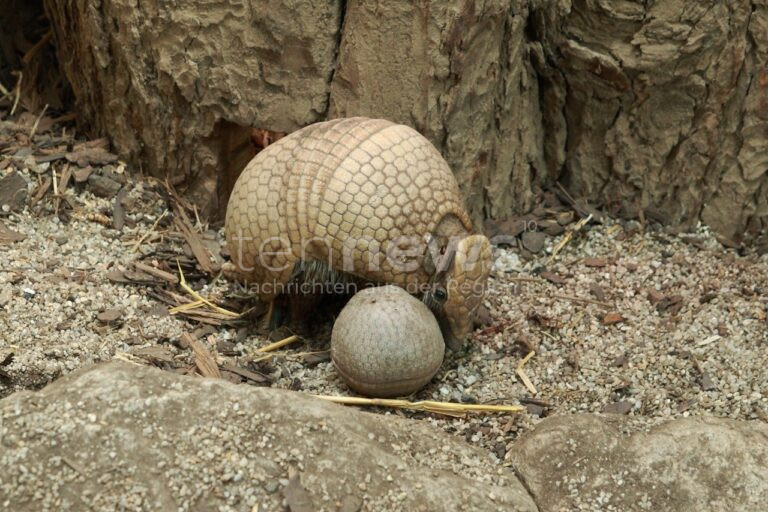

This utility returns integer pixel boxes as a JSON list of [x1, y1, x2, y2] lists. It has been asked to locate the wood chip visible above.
[[181, 332, 221, 378], [647, 289, 665, 305], [602, 312, 624, 325], [220, 364, 268, 383], [173, 206, 214, 274], [0, 288, 12, 307], [611, 353, 628, 367], [148, 303, 169, 317], [34, 152, 66, 164], [106, 270, 132, 283], [113, 187, 128, 230], [97, 308, 123, 323], [0, 171, 28, 211], [65, 145, 118, 167], [656, 294, 683, 314], [521, 231, 546, 253], [583, 257, 608, 267], [700, 372, 717, 391], [302, 352, 331, 366], [540, 271, 566, 284], [524, 403, 545, 417], [56, 164, 72, 193], [132, 346, 175, 364], [73, 166, 93, 183]]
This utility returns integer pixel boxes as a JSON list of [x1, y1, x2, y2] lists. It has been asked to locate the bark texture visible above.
[[44, 0, 768, 243], [533, 0, 768, 244], [329, 1, 545, 224], [44, 0, 342, 212]]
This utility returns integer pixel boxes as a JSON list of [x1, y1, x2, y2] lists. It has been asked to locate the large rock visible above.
[[0, 362, 536, 511], [510, 414, 768, 511]]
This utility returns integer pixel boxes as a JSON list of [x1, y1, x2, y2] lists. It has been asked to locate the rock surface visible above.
[[0, 362, 536, 511], [2, 361, 767, 511], [509, 413, 768, 511]]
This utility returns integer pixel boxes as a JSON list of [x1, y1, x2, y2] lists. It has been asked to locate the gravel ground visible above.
[[2, 121, 767, 463]]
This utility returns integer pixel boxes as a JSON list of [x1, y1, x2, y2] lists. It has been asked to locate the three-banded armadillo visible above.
[[225, 117, 491, 350]]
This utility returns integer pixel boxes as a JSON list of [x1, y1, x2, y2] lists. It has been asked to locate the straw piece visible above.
[[176, 260, 239, 318], [257, 335, 300, 353], [312, 395, 525, 417]]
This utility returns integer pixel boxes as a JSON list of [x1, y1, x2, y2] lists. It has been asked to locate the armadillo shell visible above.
[[225, 117, 472, 299], [331, 285, 444, 398]]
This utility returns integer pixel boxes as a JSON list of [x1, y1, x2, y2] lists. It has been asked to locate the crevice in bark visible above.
[[323, 0, 347, 120]]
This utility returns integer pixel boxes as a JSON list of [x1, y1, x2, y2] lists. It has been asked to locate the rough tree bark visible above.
[[44, 0, 768, 245], [532, 0, 768, 245]]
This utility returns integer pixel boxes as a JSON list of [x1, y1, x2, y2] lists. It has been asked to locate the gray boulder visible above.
[[510, 413, 768, 511], [0, 361, 536, 511]]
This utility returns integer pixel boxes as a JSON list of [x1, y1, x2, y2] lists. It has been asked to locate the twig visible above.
[[132, 209, 168, 252], [61, 456, 86, 476], [133, 261, 178, 284], [0, 80, 9, 98], [509, 277, 541, 283], [547, 213, 593, 265], [313, 395, 525, 417], [29, 104, 49, 138], [551, 293, 611, 309], [516, 350, 537, 395]]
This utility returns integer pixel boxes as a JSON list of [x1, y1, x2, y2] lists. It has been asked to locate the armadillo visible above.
[[225, 117, 492, 350]]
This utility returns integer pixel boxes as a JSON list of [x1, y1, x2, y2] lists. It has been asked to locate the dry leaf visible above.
[[602, 312, 624, 325]]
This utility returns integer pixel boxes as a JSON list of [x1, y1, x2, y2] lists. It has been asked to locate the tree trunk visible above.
[[44, 0, 768, 246], [532, 0, 768, 245]]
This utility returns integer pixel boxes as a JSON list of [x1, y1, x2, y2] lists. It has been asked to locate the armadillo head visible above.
[[425, 234, 492, 351]]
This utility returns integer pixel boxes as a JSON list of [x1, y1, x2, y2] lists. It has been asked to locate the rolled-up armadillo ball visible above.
[[331, 285, 445, 398]]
